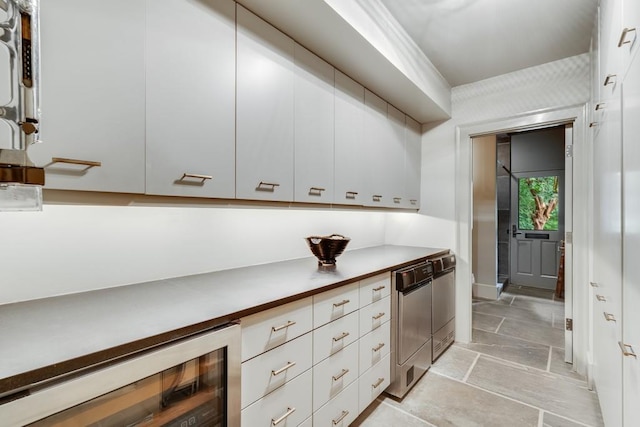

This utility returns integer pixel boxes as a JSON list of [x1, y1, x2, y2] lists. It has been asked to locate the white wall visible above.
[[1, 196, 387, 305]]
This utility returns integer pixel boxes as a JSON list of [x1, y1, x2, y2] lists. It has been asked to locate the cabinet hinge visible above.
[[566, 318, 573, 331], [566, 145, 573, 158]]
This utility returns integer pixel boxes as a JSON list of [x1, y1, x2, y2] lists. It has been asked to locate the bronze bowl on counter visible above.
[[305, 234, 351, 266]]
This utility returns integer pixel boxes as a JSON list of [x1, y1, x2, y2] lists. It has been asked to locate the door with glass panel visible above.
[[510, 171, 564, 288]]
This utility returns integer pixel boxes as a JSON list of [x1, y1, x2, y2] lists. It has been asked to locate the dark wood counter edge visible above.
[[0, 249, 449, 400]]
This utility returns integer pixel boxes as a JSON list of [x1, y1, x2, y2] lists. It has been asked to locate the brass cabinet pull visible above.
[[619, 341, 637, 358], [373, 285, 386, 292], [589, 122, 599, 128], [393, 197, 401, 203], [333, 331, 350, 342], [372, 195, 382, 202], [333, 299, 350, 308], [595, 102, 605, 110], [181, 173, 212, 182], [346, 191, 358, 199], [332, 368, 349, 381], [257, 181, 280, 192], [603, 312, 616, 322], [590, 282, 599, 288], [51, 157, 101, 168], [596, 294, 607, 302], [604, 74, 617, 86], [272, 361, 296, 376], [410, 199, 418, 205], [618, 27, 637, 47], [332, 410, 349, 425], [272, 407, 296, 426], [372, 377, 384, 389], [272, 320, 296, 332], [372, 312, 385, 320], [372, 342, 385, 352], [309, 186, 326, 196]]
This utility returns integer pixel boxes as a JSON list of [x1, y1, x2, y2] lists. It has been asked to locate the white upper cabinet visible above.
[[386, 104, 407, 208], [404, 115, 421, 209], [236, 6, 295, 202], [363, 89, 388, 207], [294, 44, 335, 203], [145, 0, 235, 198], [334, 71, 365, 206], [34, 0, 145, 193]]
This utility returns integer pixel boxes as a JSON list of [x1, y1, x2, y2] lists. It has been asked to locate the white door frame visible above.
[[455, 104, 590, 376]]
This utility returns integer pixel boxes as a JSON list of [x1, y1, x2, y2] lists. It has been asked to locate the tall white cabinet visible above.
[[34, 0, 146, 193], [591, 1, 640, 425], [145, 0, 236, 198], [236, 6, 295, 202]]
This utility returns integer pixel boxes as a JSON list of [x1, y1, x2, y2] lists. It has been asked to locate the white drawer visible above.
[[312, 311, 359, 364], [312, 380, 358, 427], [312, 341, 359, 411], [313, 282, 360, 328], [358, 354, 391, 413], [241, 297, 313, 361], [359, 320, 391, 375], [359, 273, 391, 307], [241, 332, 313, 409], [241, 368, 312, 427], [359, 295, 391, 337]]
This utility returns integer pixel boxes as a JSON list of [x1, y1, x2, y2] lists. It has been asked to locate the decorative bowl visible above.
[[305, 234, 351, 266]]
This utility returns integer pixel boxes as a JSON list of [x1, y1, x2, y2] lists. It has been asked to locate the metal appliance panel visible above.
[[432, 270, 455, 332], [433, 317, 455, 361], [398, 282, 432, 364], [385, 339, 431, 398]]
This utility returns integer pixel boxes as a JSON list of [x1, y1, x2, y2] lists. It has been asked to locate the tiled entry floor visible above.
[[351, 286, 604, 427]]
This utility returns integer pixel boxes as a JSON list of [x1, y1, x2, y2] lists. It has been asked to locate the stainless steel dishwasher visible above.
[[431, 253, 456, 361], [386, 261, 433, 398]]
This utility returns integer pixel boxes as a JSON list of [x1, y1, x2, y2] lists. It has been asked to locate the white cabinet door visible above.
[[294, 44, 334, 203], [363, 89, 388, 207], [622, 48, 640, 427], [34, 0, 145, 193], [620, 0, 639, 75], [236, 6, 294, 202], [386, 104, 407, 208], [334, 71, 365, 206], [404, 115, 422, 209], [145, 0, 235, 198]]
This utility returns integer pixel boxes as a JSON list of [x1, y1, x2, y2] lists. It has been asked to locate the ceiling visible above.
[[379, 0, 598, 87]]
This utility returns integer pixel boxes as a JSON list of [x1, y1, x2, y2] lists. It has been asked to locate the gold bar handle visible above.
[[309, 187, 326, 196], [332, 368, 349, 382], [589, 122, 599, 128], [181, 173, 212, 182], [410, 199, 418, 205], [618, 27, 637, 47], [346, 191, 358, 199], [257, 181, 280, 192], [619, 341, 637, 358], [596, 294, 607, 302], [603, 312, 616, 322], [372, 312, 386, 320], [332, 410, 349, 425], [372, 377, 384, 389], [372, 195, 382, 202], [393, 197, 401, 204], [272, 361, 296, 376], [333, 299, 350, 308], [590, 281, 599, 287], [333, 331, 350, 342], [373, 285, 386, 292], [604, 74, 617, 86], [372, 342, 385, 352], [51, 157, 102, 168], [272, 407, 296, 426], [272, 320, 296, 332], [595, 103, 605, 110]]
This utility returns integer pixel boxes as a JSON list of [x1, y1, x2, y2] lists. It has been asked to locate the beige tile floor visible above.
[[351, 285, 604, 427]]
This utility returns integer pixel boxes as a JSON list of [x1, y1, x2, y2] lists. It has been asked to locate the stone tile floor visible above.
[[351, 285, 604, 427]]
